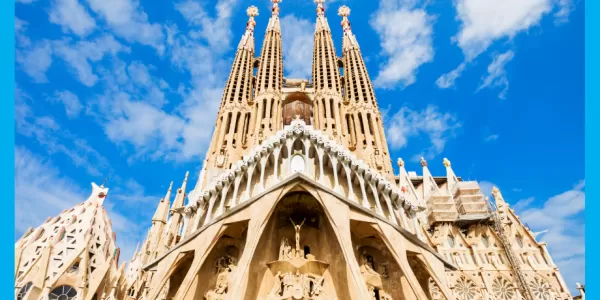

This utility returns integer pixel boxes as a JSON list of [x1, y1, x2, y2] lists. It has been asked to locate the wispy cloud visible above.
[[49, 0, 97, 37], [47, 90, 84, 118], [436, 62, 466, 89], [484, 134, 499, 142], [477, 50, 515, 99], [513, 180, 585, 291], [386, 105, 461, 160], [85, 0, 165, 53], [281, 14, 313, 79], [371, 1, 434, 89]]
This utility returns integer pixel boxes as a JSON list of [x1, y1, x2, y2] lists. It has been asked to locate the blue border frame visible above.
[[4, 0, 15, 295], [585, 0, 596, 298], [4, 0, 592, 297]]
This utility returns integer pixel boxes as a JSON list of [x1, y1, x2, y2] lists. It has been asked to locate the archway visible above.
[[283, 92, 313, 126], [244, 191, 350, 299]]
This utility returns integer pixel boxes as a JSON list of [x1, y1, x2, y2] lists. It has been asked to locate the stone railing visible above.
[[182, 120, 426, 238]]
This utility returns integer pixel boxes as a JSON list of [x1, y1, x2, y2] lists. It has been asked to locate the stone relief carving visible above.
[[204, 256, 237, 300], [265, 217, 336, 300], [453, 276, 482, 300]]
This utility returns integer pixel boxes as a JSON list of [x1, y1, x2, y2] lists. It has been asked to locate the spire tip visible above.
[[420, 157, 428, 167], [338, 5, 350, 17], [443, 158, 451, 167], [397, 158, 404, 167]]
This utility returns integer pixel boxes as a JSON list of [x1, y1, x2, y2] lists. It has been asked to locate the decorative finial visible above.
[[271, 0, 281, 16], [315, 0, 325, 16], [101, 178, 107, 188], [397, 158, 404, 168], [246, 6, 258, 31], [443, 158, 451, 167], [420, 157, 428, 167], [338, 5, 351, 31]]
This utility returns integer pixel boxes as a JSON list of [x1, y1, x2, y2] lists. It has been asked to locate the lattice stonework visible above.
[[453, 276, 483, 300], [491, 276, 518, 300], [529, 276, 553, 300], [428, 278, 446, 300], [49, 285, 77, 300]]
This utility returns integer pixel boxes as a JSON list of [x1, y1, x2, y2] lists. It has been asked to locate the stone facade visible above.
[[15, 1, 577, 299]]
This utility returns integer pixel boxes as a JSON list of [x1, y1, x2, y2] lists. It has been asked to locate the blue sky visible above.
[[14, 0, 584, 292]]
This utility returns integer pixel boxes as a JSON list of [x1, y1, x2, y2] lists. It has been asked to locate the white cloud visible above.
[[15, 146, 86, 235], [386, 105, 461, 160], [17, 40, 53, 83], [175, 0, 236, 52], [436, 62, 466, 89], [17, 88, 110, 177], [49, 0, 96, 37], [513, 180, 585, 291], [103, 98, 186, 160], [53, 35, 130, 86], [453, 0, 552, 60], [281, 14, 313, 79], [49, 90, 84, 118], [554, 0, 575, 24], [371, 2, 434, 89], [85, 0, 165, 53], [484, 134, 499, 142], [477, 50, 515, 99]]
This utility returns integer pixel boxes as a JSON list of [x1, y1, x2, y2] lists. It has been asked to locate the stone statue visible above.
[[278, 237, 293, 261], [205, 256, 236, 300], [290, 218, 306, 256]]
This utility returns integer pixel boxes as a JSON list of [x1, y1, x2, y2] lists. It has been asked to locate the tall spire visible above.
[[338, 5, 393, 175], [252, 0, 284, 144], [238, 6, 258, 51], [204, 6, 259, 184], [151, 181, 172, 223], [338, 5, 359, 52], [312, 0, 344, 141]]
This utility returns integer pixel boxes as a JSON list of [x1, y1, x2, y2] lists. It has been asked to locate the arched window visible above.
[[17, 282, 32, 300], [49, 285, 77, 300]]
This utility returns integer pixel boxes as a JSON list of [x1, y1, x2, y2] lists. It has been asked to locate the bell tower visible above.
[[338, 5, 394, 176]]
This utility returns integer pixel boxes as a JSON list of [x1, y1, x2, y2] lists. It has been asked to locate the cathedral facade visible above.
[[15, 1, 575, 299]]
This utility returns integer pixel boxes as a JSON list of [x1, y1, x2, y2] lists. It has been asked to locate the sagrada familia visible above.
[[14, 1, 583, 299]]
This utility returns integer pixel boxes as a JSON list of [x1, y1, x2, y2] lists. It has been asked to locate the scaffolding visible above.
[[486, 199, 535, 300]]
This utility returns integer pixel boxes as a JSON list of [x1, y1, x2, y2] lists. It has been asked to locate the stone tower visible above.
[[14, 183, 126, 300], [14, 1, 576, 299], [122, 1, 575, 299]]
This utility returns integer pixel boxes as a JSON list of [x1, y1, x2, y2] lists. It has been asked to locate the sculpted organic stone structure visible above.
[[15, 1, 577, 300]]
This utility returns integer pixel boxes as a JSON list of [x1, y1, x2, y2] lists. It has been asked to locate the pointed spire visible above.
[[396, 157, 421, 206], [314, 0, 331, 32], [420, 157, 438, 199], [238, 6, 258, 51], [171, 172, 189, 212], [152, 181, 173, 223], [267, 0, 281, 32], [491, 186, 507, 209], [443, 158, 459, 191], [338, 5, 360, 51]]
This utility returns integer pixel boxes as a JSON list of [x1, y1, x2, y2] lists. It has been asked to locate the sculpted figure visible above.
[[290, 218, 306, 256], [205, 256, 236, 300], [279, 237, 293, 261]]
